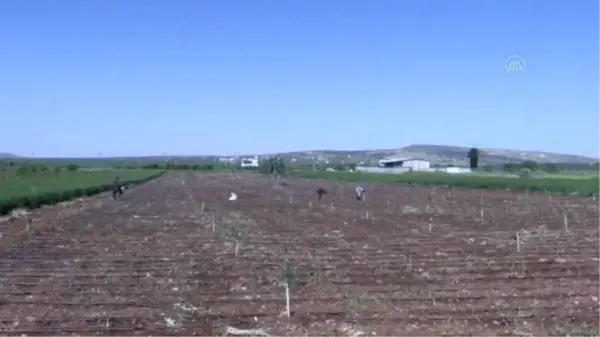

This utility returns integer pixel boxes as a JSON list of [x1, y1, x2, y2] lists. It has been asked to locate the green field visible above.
[[0, 169, 165, 215], [290, 169, 600, 196], [462, 170, 600, 180]]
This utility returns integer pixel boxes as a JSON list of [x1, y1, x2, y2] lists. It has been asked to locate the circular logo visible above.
[[505, 55, 526, 73]]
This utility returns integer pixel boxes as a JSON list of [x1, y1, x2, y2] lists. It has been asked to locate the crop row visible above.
[[3, 288, 595, 302], [6, 279, 596, 297], [1, 255, 596, 269], [291, 170, 600, 195], [5, 246, 597, 261], [2, 310, 596, 329], [1, 256, 595, 270], [0, 170, 165, 215], [1, 295, 594, 316], [1, 263, 594, 276], [4, 272, 596, 287]]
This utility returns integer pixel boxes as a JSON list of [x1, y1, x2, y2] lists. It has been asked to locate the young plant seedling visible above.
[[278, 259, 297, 317], [224, 226, 243, 257], [426, 192, 435, 212], [479, 193, 484, 220]]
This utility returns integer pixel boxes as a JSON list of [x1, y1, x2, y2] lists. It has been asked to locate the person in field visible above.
[[355, 185, 366, 203], [316, 187, 327, 201], [112, 176, 123, 200]]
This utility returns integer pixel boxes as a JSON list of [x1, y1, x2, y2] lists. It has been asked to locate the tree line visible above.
[[467, 147, 599, 172]]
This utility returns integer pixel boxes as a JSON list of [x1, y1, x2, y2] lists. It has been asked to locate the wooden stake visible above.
[[285, 283, 291, 317]]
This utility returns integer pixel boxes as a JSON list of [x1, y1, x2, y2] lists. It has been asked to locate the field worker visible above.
[[112, 176, 123, 200], [355, 185, 366, 203], [316, 187, 328, 201]]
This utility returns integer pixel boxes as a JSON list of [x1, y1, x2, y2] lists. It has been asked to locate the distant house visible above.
[[219, 157, 236, 164], [240, 156, 259, 168], [378, 157, 431, 171]]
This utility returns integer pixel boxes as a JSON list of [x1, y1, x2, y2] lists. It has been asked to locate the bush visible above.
[[519, 168, 532, 179], [143, 164, 161, 169], [16, 166, 30, 176], [65, 164, 79, 171], [141, 163, 217, 171]]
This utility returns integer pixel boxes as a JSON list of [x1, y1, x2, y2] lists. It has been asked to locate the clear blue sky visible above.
[[1, 0, 598, 158]]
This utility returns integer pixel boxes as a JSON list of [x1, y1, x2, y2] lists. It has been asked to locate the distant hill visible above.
[[263, 144, 599, 166], [0, 153, 19, 158], [3, 144, 597, 167]]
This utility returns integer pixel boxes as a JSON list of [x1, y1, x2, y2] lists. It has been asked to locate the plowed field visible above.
[[0, 172, 598, 336]]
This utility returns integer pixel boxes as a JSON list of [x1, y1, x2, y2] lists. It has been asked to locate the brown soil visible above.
[[0, 172, 598, 336]]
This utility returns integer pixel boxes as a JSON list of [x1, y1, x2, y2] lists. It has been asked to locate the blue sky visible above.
[[1, 0, 598, 158]]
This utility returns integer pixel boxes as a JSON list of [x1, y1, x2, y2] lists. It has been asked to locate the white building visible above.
[[219, 157, 236, 164], [240, 156, 259, 168], [378, 157, 431, 171]]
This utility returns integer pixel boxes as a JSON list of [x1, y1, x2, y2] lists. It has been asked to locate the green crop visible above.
[[0, 169, 165, 215], [290, 170, 599, 196]]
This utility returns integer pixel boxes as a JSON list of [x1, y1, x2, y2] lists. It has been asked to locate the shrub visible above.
[[65, 164, 79, 171], [519, 168, 532, 179]]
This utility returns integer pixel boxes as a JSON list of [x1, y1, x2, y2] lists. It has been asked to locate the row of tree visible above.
[[139, 157, 288, 176], [141, 163, 216, 171], [258, 156, 286, 175], [467, 147, 598, 172], [11, 164, 80, 175]]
